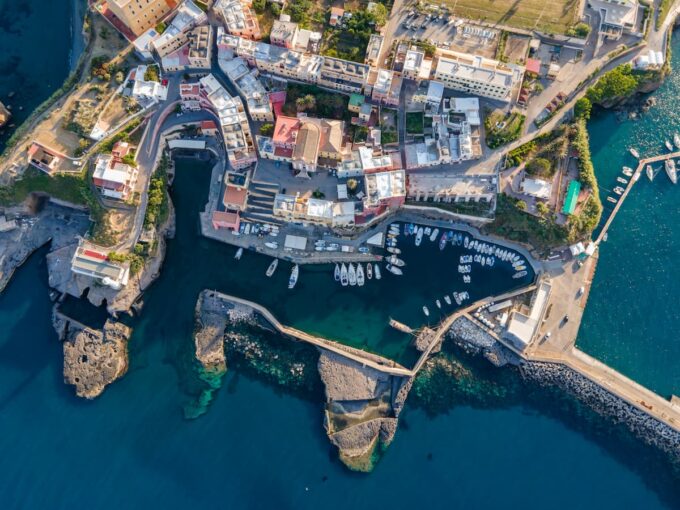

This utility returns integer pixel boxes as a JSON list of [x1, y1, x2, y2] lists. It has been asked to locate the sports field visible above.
[[446, 0, 580, 34]]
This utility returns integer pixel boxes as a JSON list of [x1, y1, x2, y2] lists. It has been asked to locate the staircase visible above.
[[244, 180, 283, 225]]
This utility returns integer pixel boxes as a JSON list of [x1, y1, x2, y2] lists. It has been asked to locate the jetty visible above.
[[596, 151, 680, 245]]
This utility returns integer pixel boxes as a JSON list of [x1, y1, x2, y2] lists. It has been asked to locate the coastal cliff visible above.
[[54, 313, 131, 399]]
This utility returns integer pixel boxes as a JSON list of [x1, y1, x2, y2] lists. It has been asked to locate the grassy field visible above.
[[446, 0, 580, 34]]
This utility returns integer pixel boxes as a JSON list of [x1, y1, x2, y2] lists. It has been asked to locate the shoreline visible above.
[[69, 0, 86, 72]]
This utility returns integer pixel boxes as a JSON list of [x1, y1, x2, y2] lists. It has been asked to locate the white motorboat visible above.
[[646, 165, 655, 182], [234, 247, 243, 260], [423, 306, 430, 317], [629, 148, 640, 159], [334, 263, 340, 281], [415, 227, 424, 246], [340, 263, 349, 286], [665, 159, 678, 184], [288, 264, 299, 289], [613, 186, 625, 195], [666, 140, 674, 151], [463, 275, 471, 284], [616, 177, 628, 184], [265, 241, 278, 249], [436, 299, 441, 309], [607, 196, 618, 204], [424, 227, 432, 236], [348, 263, 357, 286], [366, 263, 373, 279], [374, 264, 382, 280], [386, 264, 403, 275], [513, 270, 527, 279], [387, 247, 401, 254], [453, 292, 462, 305], [356, 264, 365, 287], [429, 228, 439, 242], [387, 255, 405, 267], [244, 224, 251, 235], [463, 236, 469, 248], [266, 259, 278, 277], [622, 166, 634, 177], [674, 133, 680, 149], [444, 295, 452, 305], [515, 265, 527, 271]]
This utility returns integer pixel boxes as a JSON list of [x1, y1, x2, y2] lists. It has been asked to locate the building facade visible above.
[[108, 0, 176, 37]]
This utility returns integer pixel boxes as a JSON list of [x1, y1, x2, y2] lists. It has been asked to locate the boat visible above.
[[513, 270, 527, 279], [386, 238, 397, 247], [266, 259, 279, 277], [439, 232, 448, 250], [386, 264, 403, 275], [265, 241, 278, 249], [390, 223, 400, 233], [464, 236, 469, 248], [340, 263, 349, 286], [415, 227, 424, 246], [674, 133, 680, 149], [646, 165, 655, 182], [515, 265, 527, 271], [387, 255, 405, 267], [234, 248, 243, 260], [666, 140, 674, 151], [356, 264, 365, 287], [444, 295, 452, 305], [374, 264, 381, 280], [423, 306, 430, 317], [665, 159, 678, 184], [613, 186, 625, 195], [463, 275, 471, 283], [244, 224, 251, 235], [453, 292, 462, 305], [429, 228, 439, 242], [607, 196, 618, 203], [366, 263, 373, 280], [334, 264, 340, 281], [348, 263, 357, 286], [288, 264, 299, 289], [629, 148, 640, 159], [424, 227, 431, 236], [436, 300, 441, 309], [387, 247, 401, 254], [622, 166, 634, 177], [326, 243, 340, 251], [455, 233, 463, 246], [616, 177, 628, 184]]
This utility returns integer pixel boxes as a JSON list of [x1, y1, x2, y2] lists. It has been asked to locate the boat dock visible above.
[[596, 151, 680, 245]]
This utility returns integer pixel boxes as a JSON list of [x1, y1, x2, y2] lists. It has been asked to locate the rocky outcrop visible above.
[[318, 350, 410, 472], [448, 316, 520, 367], [0, 101, 10, 128], [193, 291, 227, 374], [60, 317, 131, 399]]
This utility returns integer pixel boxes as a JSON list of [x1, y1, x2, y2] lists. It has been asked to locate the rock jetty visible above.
[[193, 291, 228, 374], [55, 314, 132, 399]]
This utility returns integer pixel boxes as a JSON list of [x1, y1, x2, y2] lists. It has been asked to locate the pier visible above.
[[596, 151, 680, 245]]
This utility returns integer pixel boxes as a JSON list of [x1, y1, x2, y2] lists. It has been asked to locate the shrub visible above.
[[259, 123, 274, 136], [526, 157, 552, 177], [574, 97, 592, 121]]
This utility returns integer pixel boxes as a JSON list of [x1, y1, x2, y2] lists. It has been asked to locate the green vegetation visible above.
[[155, 21, 167, 33], [506, 140, 536, 167], [295, 94, 316, 112], [574, 97, 592, 121], [284, 0, 324, 28], [495, 31, 509, 62], [144, 154, 170, 229], [525, 157, 552, 178], [382, 129, 398, 144], [566, 22, 590, 38], [282, 83, 350, 120], [585, 64, 643, 106], [485, 110, 526, 148], [0, 167, 89, 206], [100, 118, 142, 153], [259, 122, 274, 136], [405, 112, 424, 134], [143, 64, 160, 83], [657, 0, 673, 30], [410, 40, 437, 58], [321, 9, 384, 62], [407, 199, 495, 219]]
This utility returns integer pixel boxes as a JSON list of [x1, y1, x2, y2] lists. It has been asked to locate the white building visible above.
[[92, 154, 138, 201], [130, 65, 168, 105], [71, 242, 130, 290], [521, 177, 552, 200], [152, 0, 207, 57], [590, 0, 640, 40], [402, 48, 433, 81], [219, 57, 274, 121], [503, 281, 551, 352], [433, 50, 524, 102], [407, 173, 496, 203]]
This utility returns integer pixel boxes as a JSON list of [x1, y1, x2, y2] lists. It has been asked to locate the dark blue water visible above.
[[1, 4, 679, 508], [0, 0, 74, 153]]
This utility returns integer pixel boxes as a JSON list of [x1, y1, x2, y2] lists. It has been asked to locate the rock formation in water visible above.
[[193, 291, 228, 374], [55, 314, 132, 399], [318, 351, 411, 472], [0, 101, 10, 128]]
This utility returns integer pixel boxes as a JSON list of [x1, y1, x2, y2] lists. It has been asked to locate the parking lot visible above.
[[394, 13, 500, 59]]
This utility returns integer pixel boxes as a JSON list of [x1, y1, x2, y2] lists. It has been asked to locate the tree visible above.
[[252, 0, 266, 14], [371, 3, 388, 26], [536, 201, 550, 217], [516, 200, 527, 211], [295, 94, 316, 112], [574, 97, 592, 121], [526, 157, 552, 177], [259, 122, 274, 136], [586, 64, 639, 104], [270, 2, 281, 16], [567, 22, 591, 38], [114, 71, 125, 84], [347, 179, 358, 192]]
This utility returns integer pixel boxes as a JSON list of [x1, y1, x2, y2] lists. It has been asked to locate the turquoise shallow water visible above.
[[578, 35, 680, 398], [1, 4, 680, 508]]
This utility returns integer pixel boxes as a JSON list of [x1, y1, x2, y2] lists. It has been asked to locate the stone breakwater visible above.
[[53, 312, 131, 399], [446, 317, 680, 461], [520, 361, 680, 461]]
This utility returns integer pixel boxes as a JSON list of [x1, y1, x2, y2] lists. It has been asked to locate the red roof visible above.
[[201, 120, 218, 130], [222, 185, 248, 209], [84, 249, 108, 260], [212, 211, 240, 229], [272, 116, 300, 146], [526, 58, 541, 74]]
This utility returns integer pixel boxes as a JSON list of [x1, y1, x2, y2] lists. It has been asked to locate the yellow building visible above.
[[108, 0, 177, 37]]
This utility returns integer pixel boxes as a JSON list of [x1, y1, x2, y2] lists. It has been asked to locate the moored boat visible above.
[[622, 166, 634, 177], [436, 299, 441, 309], [265, 241, 278, 249], [234, 247, 243, 260], [387, 255, 405, 267], [439, 232, 448, 250], [366, 262, 373, 279], [340, 263, 349, 286], [415, 227, 424, 246], [386, 264, 403, 275], [334, 263, 340, 281], [374, 264, 381, 280], [288, 264, 299, 289], [513, 270, 527, 279], [348, 263, 357, 286], [387, 247, 401, 254], [616, 177, 628, 184], [666, 140, 674, 151], [665, 159, 678, 184], [674, 133, 680, 149], [266, 259, 279, 277], [423, 306, 429, 317], [613, 186, 624, 195], [429, 228, 439, 242], [356, 264, 365, 287], [607, 196, 618, 203], [646, 165, 654, 182], [629, 148, 640, 159], [444, 295, 452, 305], [463, 275, 471, 283]]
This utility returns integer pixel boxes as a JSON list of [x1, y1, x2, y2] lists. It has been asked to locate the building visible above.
[[348, 93, 365, 113], [365, 34, 384, 66], [503, 281, 551, 352], [273, 194, 355, 227], [71, 242, 130, 290], [201, 120, 219, 136], [270, 19, 299, 48], [161, 25, 213, 71], [107, 0, 177, 37], [363, 169, 406, 209], [369, 69, 402, 107], [219, 57, 274, 121], [318, 57, 370, 93], [214, 0, 261, 40], [433, 50, 524, 102], [129, 65, 168, 104], [521, 177, 552, 200], [590, 0, 640, 40], [92, 148, 139, 201], [562, 180, 582, 215], [338, 146, 400, 178], [402, 48, 433, 81], [27, 143, 61, 174], [133, 28, 160, 60], [199, 74, 257, 169], [152, 0, 207, 57], [179, 82, 202, 110], [329, 7, 344, 26], [407, 173, 495, 203]]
